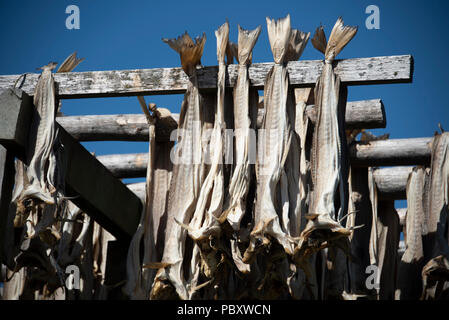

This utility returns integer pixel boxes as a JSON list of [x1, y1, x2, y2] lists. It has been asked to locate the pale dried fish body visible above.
[[249, 15, 308, 259], [298, 17, 357, 253], [225, 24, 261, 231], [20, 62, 58, 204], [151, 32, 206, 300], [221, 24, 260, 275], [421, 132, 449, 299], [346, 166, 373, 296], [396, 167, 427, 300], [368, 168, 400, 300], [125, 100, 159, 299]]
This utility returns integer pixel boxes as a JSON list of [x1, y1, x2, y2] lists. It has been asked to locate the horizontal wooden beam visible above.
[[350, 137, 431, 167], [97, 136, 430, 179], [0, 88, 141, 240], [58, 99, 385, 142], [57, 113, 179, 142], [0, 55, 413, 99], [127, 168, 413, 202], [0, 145, 15, 264], [126, 182, 145, 204], [373, 166, 412, 200]]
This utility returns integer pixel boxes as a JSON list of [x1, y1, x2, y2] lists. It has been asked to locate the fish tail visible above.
[[215, 21, 230, 64], [57, 51, 84, 73], [237, 24, 261, 65], [285, 29, 310, 62], [162, 32, 206, 75], [266, 14, 291, 64], [325, 17, 357, 61]]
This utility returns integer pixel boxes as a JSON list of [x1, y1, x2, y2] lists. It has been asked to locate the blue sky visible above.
[[1, 0, 448, 208]]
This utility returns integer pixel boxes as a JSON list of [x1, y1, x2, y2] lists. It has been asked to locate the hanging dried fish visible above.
[[245, 15, 309, 264], [125, 99, 175, 299], [368, 167, 400, 300], [346, 165, 373, 298], [296, 17, 357, 262], [396, 166, 427, 300], [220, 24, 260, 274], [150, 32, 206, 300], [421, 132, 449, 299]]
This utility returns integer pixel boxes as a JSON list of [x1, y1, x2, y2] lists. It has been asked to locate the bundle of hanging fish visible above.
[[121, 15, 369, 301], [395, 131, 449, 300], [1, 53, 113, 300], [294, 17, 357, 268]]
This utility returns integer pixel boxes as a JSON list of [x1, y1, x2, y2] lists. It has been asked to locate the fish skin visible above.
[[20, 63, 58, 204], [297, 18, 356, 257], [421, 132, 449, 299], [396, 167, 427, 300], [151, 33, 206, 300]]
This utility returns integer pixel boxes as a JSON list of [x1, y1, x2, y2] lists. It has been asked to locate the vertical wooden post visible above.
[[104, 240, 129, 299], [0, 145, 15, 265]]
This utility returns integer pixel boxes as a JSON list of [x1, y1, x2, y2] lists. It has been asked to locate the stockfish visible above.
[[221, 23, 260, 275], [246, 15, 309, 262], [151, 32, 206, 300], [368, 167, 400, 300], [296, 17, 357, 267], [396, 167, 427, 300], [421, 132, 449, 299]]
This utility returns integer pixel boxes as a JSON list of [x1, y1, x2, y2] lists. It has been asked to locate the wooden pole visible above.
[[350, 137, 431, 166], [0, 145, 15, 264], [0, 55, 413, 98], [372, 166, 412, 200], [98, 135, 430, 179], [56, 99, 386, 142], [0, 89, 142, 240]]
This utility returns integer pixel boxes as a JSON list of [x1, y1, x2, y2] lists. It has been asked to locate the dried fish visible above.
[[396, 167, 427, 300], [222, 24, 260, 274], [368, 167, 400, 300], [296, 17, 357, 260], [151, 32, 206, 300], [246, 15, 309, 261], [421, 132, 449, 299]]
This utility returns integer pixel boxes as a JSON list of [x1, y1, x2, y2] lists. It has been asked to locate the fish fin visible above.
[[162, 32, 206, 75], [237, 24, 261, 65], [311, 25, 327, 55], [305, 213, 319, 220], [285, 29, 310, 62], [226, 41, 238, 64], [266, 14, 291, 64], [215, 21, 230, 64], [143, 262, 172, 269], [325, 17, 357, 61], [57, 51, 84, 73]]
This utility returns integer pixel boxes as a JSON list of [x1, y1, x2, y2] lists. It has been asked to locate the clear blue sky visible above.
[[1, 0, 448, 208]]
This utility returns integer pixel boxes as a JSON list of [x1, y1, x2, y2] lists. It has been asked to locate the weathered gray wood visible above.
[[350, 137, 431, 166], [0, 89, 142, 240], [57, 113, 179, 142], [0, 55, 413, 98], [126, 182, 145, 204], [373, 166, 413, 200], [59, 127, 141, 239], [0, 145, 15, 264], [98, 136, 430, 179], [307, 99, 386, 129], [58, 99, 385, 142], [396, 208, 407, 226], [98, 153, 149, 179], [0, 89, 33, 158]]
